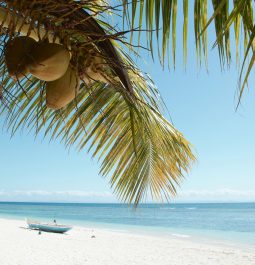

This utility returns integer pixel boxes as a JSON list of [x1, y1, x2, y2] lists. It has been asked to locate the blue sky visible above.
[[1, 5, 255, 203]]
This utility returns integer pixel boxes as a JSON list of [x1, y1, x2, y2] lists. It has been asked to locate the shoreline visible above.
[[0, 217, 254, 265], [0, 213, 255, 252], [0, 215, 254, 252]]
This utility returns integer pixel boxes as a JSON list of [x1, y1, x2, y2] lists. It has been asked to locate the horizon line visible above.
[[0, 200, 254, 204]]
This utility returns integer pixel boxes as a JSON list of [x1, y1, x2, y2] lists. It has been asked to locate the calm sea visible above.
[[0, 202, 254, 247]]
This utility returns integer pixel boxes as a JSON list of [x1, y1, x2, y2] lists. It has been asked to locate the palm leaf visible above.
[[0, 1, 195, 205], [0, 68, 195, 205], [121, 0, 255, 103]]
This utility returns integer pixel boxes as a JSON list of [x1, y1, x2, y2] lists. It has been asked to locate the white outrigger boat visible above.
[[26, 219, 72, 233]]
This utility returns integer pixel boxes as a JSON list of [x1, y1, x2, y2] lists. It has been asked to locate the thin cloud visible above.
[[177, 189, 255, 202], [0, 189, 254, 202], [0, 190, 115, 202]]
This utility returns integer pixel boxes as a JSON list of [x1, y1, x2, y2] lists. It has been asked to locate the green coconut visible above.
[[46, 66, 79, 110], [4, 36, 36, 79], [29, 42, 70, 81]]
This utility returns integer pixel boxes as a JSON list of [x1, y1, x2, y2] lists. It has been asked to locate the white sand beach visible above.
[[0, 218, 254, 265]]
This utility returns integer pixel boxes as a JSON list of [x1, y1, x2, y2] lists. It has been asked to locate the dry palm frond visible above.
[[0, 0, 195, 205]]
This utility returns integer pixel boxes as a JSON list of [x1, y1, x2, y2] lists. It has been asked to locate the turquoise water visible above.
[[0, 202, 254, 247]]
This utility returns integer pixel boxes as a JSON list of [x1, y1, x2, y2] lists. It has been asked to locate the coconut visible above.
[[81, 54, 109, 84], [4, 36, 36, 79], [29, 42, 70, 81], [46, 66, 79, 110]]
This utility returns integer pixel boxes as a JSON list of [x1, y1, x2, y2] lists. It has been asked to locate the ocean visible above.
[[0, 202, 254, 247]]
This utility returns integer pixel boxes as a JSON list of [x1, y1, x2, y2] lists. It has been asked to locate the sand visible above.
[[0, 218, 254, 265]]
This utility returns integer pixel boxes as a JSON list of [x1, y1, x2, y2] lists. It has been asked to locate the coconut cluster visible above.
[[4, 36, 78, 110]]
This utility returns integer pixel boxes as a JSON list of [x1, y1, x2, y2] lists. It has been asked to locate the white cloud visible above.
[[0, 190, 115, 202], [0, 189, 254, 203], [176, 188, 255, 202]]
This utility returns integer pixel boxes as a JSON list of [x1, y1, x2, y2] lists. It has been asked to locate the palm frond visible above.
[[0, 67, 195, 205], [0, 1, 195, 205], [121, 0, 255, 103]]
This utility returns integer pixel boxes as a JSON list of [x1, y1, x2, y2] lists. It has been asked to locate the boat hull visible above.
[[27, 219, 72, 233]]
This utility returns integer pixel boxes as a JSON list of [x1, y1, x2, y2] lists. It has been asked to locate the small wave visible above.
[[172, 233, 190, 238], [186, 207, 196, 210], [107, 229, 128, 233]]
